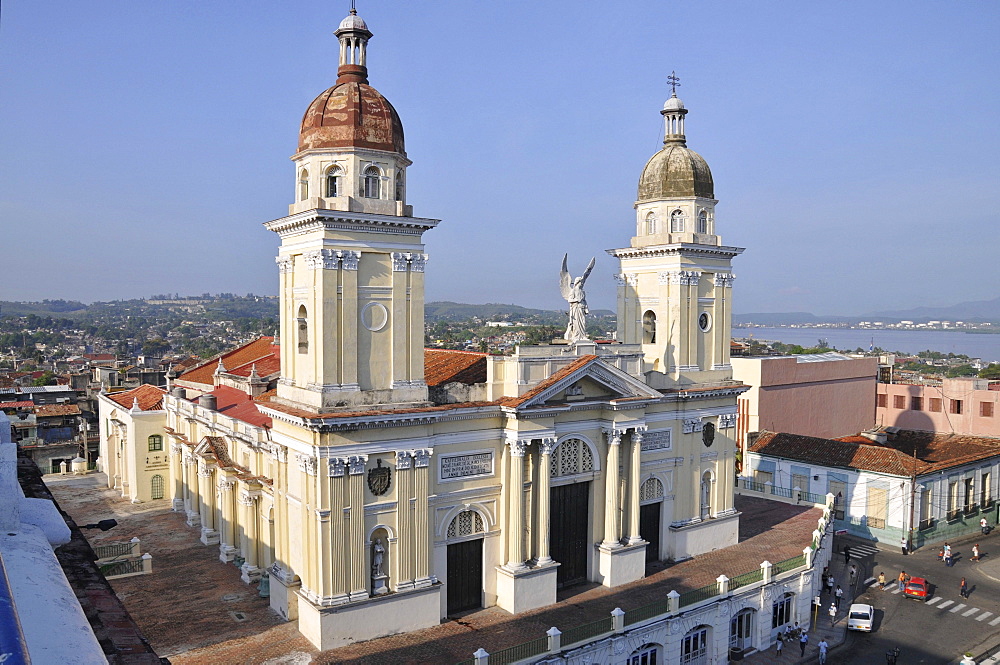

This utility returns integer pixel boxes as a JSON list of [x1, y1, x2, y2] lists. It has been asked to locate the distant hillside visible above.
[[425, 301, 615, 325], [864, 296, 1000, 323], [0, 300, 89, 318]]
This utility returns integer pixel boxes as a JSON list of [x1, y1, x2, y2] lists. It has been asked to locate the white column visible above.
[[537, 438, 556, 565], [602, 429, 623, 548], [506, 437, 530, 570], [627, 427, 646, 545]]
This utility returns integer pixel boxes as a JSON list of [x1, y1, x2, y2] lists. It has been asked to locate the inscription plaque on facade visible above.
[[440, 452, 494, 480], [640, 430, 671, 452]]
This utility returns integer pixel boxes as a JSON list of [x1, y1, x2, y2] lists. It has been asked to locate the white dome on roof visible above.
[[663, 94, 685, 111], [339, 9, 368, 31]]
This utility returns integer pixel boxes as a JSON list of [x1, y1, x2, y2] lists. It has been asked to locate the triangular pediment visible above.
[[513, 358, 661, 410]]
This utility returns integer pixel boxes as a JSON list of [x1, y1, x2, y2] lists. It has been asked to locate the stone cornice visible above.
[[606, 242, 745, 260], [263, 209, 440, 237]]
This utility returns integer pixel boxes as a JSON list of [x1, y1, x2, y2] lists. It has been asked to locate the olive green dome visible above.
[[637, 143, 714, 201]]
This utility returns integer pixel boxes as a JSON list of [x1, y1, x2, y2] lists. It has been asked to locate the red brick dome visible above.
[[297, 79, 405, 155]]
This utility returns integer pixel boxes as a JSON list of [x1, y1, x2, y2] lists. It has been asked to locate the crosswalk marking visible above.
[[938, 600, 955, 610], [843, 544, 879, 560], [962, 607, 980, 617], [950, 603, 967, 613], [926, 597, 943, 606], [990, 616, 1000, 627], [976, 612, 993, 621], [890, 586, 901, 594], [863, 577, 875, 586]]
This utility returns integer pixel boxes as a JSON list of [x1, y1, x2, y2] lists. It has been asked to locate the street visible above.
[[832, 533, 1000, 663]]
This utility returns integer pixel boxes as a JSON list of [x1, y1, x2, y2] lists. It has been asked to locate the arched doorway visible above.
[[730, 608, 755, 652], [639, 477, 664, 563], [446, 510, 485, 615], [681, 625, 710, 664], [549, 438, 594, 587]]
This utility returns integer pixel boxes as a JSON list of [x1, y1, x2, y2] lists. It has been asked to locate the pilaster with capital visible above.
[[328, 457, 349, 599], [602, 428, 624, 548], [197, 459, 219, 544], [394, 450, 415, 589], [536, 438, 557, 564], [347, 455, 368, 600], [185, 453, 202, 528], [169, 440, 184, 511], [238, 484, 262, 582], [217, 475, 238, 563], [412, 449, 434, 584]]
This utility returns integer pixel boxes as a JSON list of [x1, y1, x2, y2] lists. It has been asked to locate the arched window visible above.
[[681, 626, 709, 664], [772, 592, 794, 628], [298, 169, 309, 201], [730, 608, 755, 652], [447, 510, 485, 538], [151, 474, 164, 500], [297, 304, 308, 354], [670, 209, 686, 233], [363, 165, 381, 199], [645, 212, 657, 235], [550, 438, 594, 477], [640, 477, 664, 503], [642, 310, 656, 344], [325, 165, 342, 197], [628, 643, 661, 665], [395, 169, 405, 201], [147, 435, 163, 452], [698, 209, 708, 234]]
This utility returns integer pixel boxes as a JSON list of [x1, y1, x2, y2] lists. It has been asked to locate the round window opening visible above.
[[698, 312, 712, 332], [361, 302, 389, 332]]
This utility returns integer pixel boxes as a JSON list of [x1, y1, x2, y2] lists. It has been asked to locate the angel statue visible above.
[[560, 254, 596, 342]]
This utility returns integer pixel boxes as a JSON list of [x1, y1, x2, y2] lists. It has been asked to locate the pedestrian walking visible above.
[[818, 638, 830, 665], [834, 585, 844, 609], [960, 577, 968, 599], [799, 631, 809, 657], [898, 570, 907, 592], [829, 602, 837, 626], [878, 571, 886, 591], [843, 545, 851, 564], [901, 535, 908, 555], [849, 562, 858, 584], [821, 566, 829, 593], [775, 633, 783, 656], [826, 574, 835, 596], [945, 549, 953, 567], [972, 544, 980, 562], [983, 517, 990, 535]]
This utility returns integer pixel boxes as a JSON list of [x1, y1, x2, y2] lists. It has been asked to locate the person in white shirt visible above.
[[818, 638, 829, 664]]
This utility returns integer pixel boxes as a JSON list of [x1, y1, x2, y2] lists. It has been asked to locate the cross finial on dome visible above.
[[667, 71, 681, 96]]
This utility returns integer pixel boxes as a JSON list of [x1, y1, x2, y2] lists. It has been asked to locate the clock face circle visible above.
[[699, 312, 712, 332]]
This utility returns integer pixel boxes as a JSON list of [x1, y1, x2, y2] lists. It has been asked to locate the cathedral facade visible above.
[[146, 9, 748, 650]]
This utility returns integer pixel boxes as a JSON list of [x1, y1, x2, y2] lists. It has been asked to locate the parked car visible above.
[[847, 603, 874, 631], [904, 576, 930, 601]]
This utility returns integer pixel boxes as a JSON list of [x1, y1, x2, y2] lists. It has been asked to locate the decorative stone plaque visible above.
[[440, 451, 494, 481]]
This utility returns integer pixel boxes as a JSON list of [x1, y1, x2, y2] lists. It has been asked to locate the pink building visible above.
[[732, 353, 878, 448], [876, 377, 1000, 436]]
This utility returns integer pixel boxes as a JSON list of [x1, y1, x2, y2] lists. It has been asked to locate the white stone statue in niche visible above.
[[371, 537, 389, 596], [560, 254, 596, 342]]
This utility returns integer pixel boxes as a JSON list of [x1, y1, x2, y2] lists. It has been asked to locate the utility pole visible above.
[[907, 445, 917, 554]]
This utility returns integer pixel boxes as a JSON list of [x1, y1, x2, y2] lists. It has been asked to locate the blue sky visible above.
[[2, 1, 998, 316]]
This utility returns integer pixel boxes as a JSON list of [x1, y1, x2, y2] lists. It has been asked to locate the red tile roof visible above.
[[106, 384, 167, 411], [0, 401, 34, 410], [424, 349, 488, 387], [34, 404, 81, 417], [210, 386, 271, 428], [177, 337, 278, 387], [750, 430, 1000, 476]]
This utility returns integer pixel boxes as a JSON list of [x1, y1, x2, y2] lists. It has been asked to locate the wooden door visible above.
[[447, 538, 483, 615], [640, 502, 661, 563], [551, 481, 590, 587]]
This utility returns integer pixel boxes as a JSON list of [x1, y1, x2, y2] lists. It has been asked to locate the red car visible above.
[[904, 577, 930, 601]]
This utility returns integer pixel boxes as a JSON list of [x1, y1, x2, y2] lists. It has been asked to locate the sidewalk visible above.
[[741, 541, 855, 665]]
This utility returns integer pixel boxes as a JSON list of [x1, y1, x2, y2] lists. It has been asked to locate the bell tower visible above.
[[608, 77, 744, 388], [265, 8, 439, 411]]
